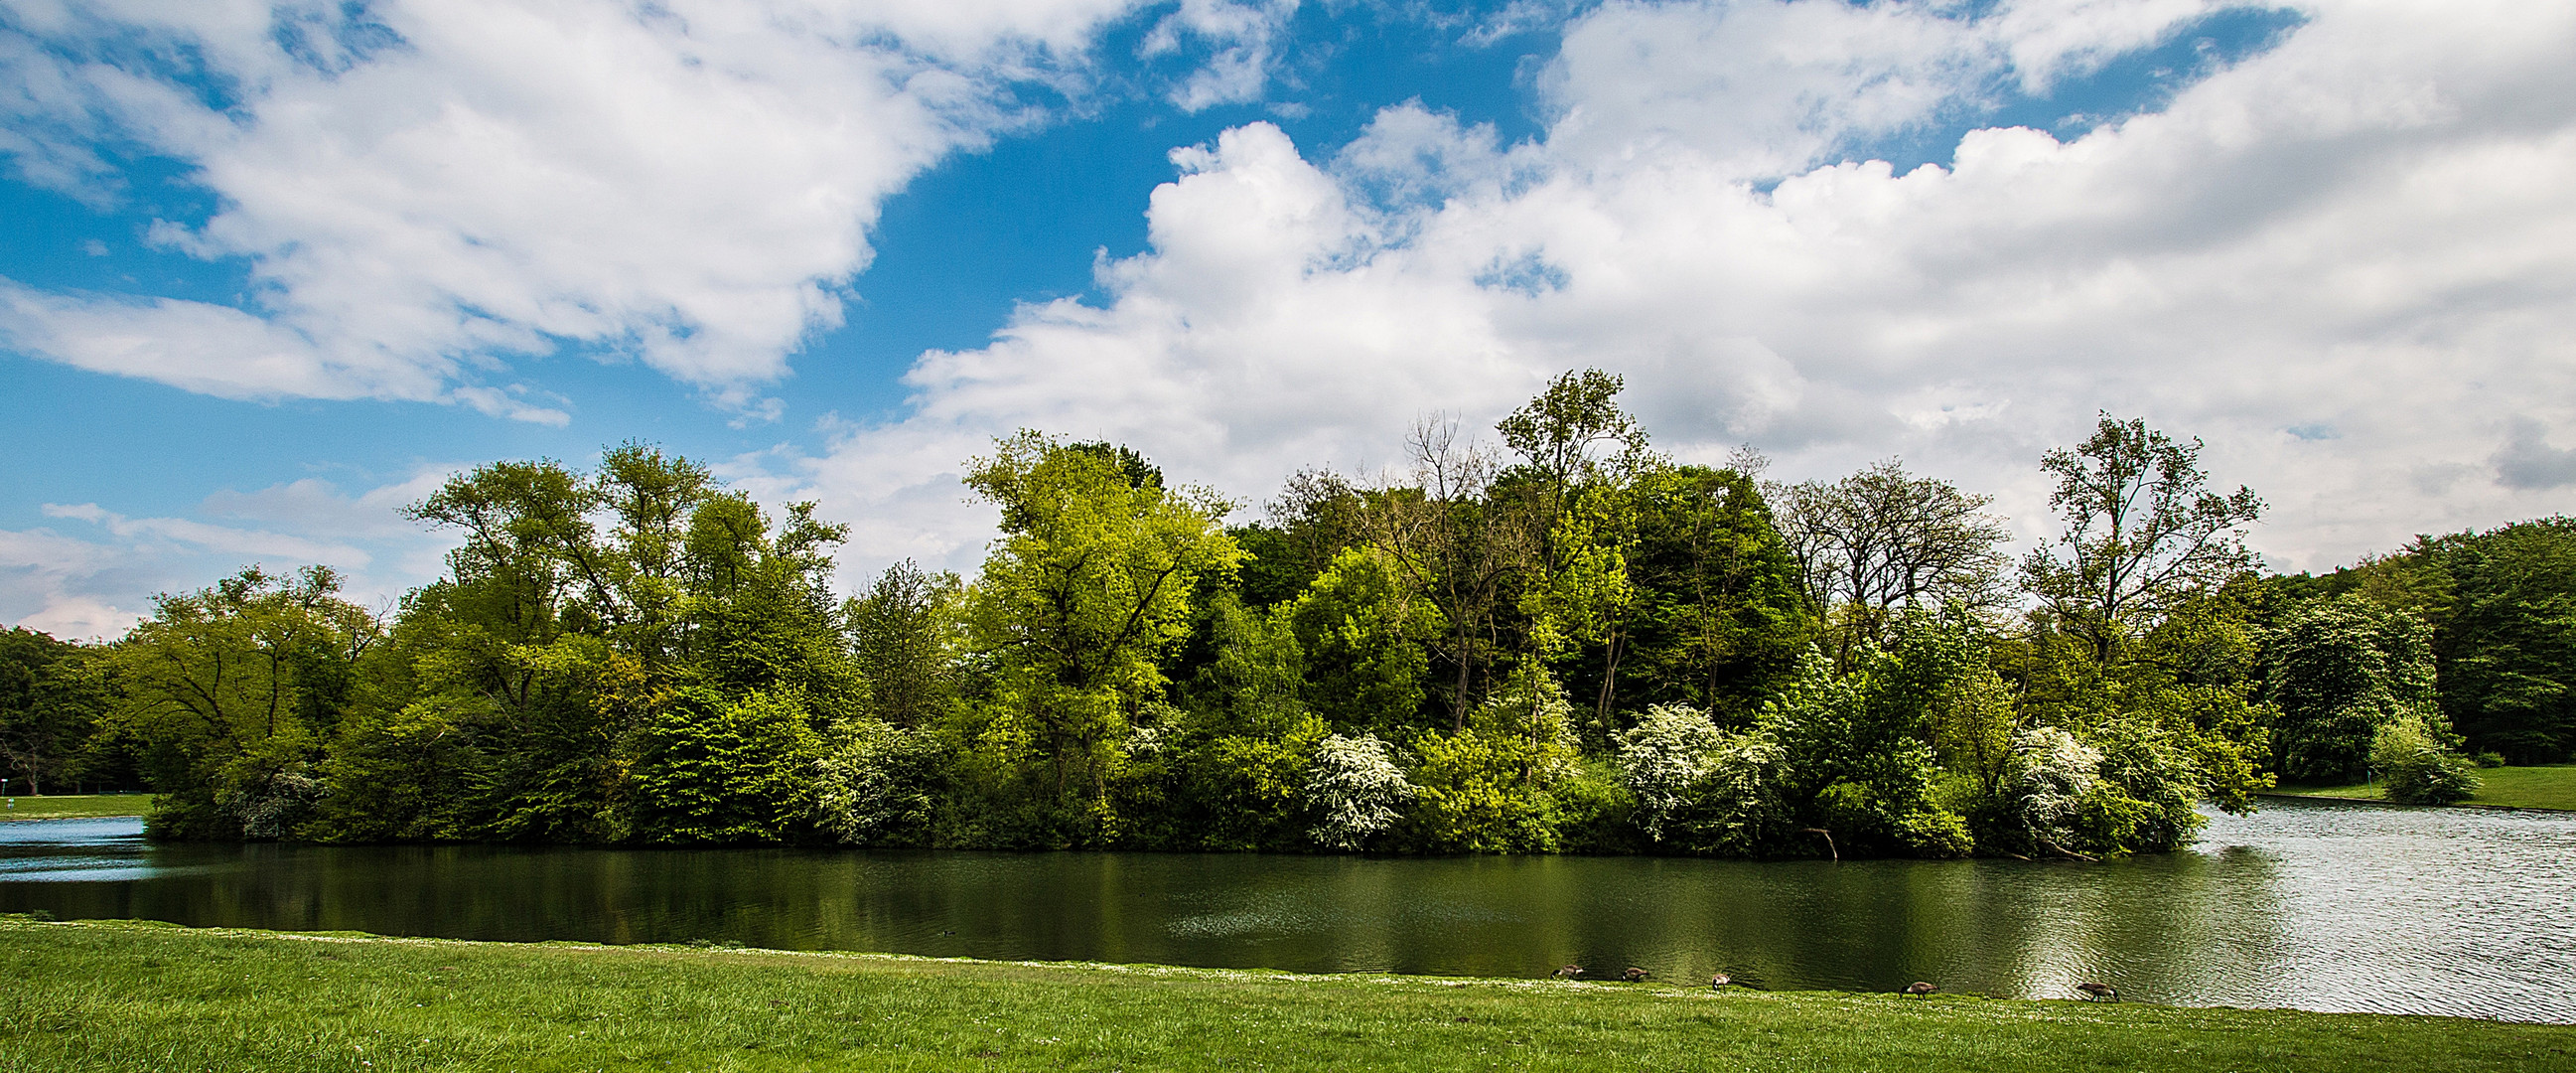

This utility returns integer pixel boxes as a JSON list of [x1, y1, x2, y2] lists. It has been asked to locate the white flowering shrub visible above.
[[1618, 704, 1725, 842], [1305, 733, 1416, 849], [2004, 726, 2103, 844]]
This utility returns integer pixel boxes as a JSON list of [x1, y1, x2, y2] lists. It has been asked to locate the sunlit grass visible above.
[[2268, 764, 2576, 811], [0, 795, 153, 822], [2, 917, 2568, 1072], [2462, 764, 2576, 810]]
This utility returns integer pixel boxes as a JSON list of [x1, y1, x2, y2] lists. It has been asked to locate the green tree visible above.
[[960, 432, 1243, 840], [1606, 464, 1816, 725], [848, 560, 961, 728], [1282, 546, 1442, 736], [2022, 414, 2263, 664], [2265, 594, 2444, 781], [2420, 519, 2576, 762], [102, 566, 378, 839], [0, 628, 111, 795]]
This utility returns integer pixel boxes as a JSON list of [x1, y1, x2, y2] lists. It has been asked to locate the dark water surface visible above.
[[4, 800, 2571, 1022]]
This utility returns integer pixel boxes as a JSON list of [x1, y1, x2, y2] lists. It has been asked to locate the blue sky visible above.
[[4, 0, 2573, 636]]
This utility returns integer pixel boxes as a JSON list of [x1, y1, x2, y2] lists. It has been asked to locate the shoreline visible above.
[[2254, 791, 2574, 815]]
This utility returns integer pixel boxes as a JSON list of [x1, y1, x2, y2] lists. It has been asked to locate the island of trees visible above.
[[5, 372, 2567, 856]]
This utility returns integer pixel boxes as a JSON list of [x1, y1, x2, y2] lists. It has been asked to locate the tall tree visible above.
[[2418, 519, 2576, 762], [848, 560, 961, 728], [1607, 465, 1816, 723], [2265, 594, 2444, 781], [2021, 414, 2264, 663], [962, 431, 1243, 830], [0, 628, 110, 795], [1363, 416, 1531, 728], [1768, 459, 2010, 666], [103, 566, 378, 838]]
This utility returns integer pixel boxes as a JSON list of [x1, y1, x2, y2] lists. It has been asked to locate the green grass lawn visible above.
[[1, 918, 2567, 1072], [0, 794, 153, 821], [2268, 764, 2576, 811]]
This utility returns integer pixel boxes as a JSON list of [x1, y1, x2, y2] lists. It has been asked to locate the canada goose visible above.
[[1622, 967, 1648, 983], [1553, 965, 1584, 979], [2075, 982, 2118, 1002], [1709, 974, 1732, 989], [1901, 982, 1937, 998]]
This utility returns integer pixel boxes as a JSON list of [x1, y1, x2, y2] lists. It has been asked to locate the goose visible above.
[[1622, 967, 1648, 983], [1552, 965, 1584, 979], [1901, 982, 1937, 998], [1709, 974, 1732, 990], [2075, 982, 2118, 1002]]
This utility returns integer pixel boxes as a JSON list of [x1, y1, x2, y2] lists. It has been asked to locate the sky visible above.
[[3, 0, 2573, 639]]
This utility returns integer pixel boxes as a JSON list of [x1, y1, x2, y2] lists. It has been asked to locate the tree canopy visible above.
[[13, 383, 2541, 857]]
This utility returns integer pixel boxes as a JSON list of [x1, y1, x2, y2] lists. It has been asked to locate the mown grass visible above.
[[2268, 764, 2576, 811], [1, 918, 2568, 1072], [0, 795, 153, 821]]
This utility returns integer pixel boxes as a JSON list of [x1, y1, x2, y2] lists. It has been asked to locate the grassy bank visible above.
[[1, 918, 2567, 1072], [0, 795, 153, 822], [2268, 764, 2576, 811]]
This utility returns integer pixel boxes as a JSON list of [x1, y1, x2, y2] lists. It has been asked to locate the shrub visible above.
[[1304, 733, 1414, 849], [813, 716, 942, 845], [1616, 703, 1724, 843], [2374, 718, 2481, 805]]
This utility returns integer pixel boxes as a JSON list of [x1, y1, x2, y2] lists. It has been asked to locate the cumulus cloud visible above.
[[773, 0, 2576, 580], [0, 0, 1162, 415]]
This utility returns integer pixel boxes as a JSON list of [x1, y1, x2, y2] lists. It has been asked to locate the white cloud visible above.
[[1141, 0, 1300, 112], [0, 0, 1160, 415], [0, 470, 466, 639], [772, 0, 2576, 581]]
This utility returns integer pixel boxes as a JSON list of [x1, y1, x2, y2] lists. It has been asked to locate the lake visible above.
[[4, 798, 2570, 1023]]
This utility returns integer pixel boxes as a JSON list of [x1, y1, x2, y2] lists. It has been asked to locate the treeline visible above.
[[4, 373, 2564, 853]]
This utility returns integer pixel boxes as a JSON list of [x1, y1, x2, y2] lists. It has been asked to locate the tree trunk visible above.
[[1594, 626, 1625, 739]]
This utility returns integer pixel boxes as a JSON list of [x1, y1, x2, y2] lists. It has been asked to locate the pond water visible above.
[[4, 799, 2571, 1023]]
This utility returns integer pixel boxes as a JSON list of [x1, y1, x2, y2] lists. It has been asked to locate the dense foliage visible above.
[[2269, 517, 2576, 766], [6, 382, 2543, 853]]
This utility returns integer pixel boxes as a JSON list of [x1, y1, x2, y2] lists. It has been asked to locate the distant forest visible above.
[[4, 372, 2567, 856]]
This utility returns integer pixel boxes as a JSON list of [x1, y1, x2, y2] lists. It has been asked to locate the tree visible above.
[[2419, 519, 2576, 762], [0, 628, 110, 795], [102, 566, 378, 839], [1607, 465, 1815, 725], [2022, 414, 2264, 663], [2264, 595, 2443, 782], [1283, 546, 1442, 735], [1363, 416, 1531, 727], [1616, 702, 1726, 843], [848, 560, 961, 728], [1769, 459, 2010, 666], [1496, 368, 1647, 578], [961, 431, 1243, 836], [348, 445, 855, 843], [1233, 469, 1369, 609], [1497, 371, 1651, 713], [1305, 732, 1415, 848]]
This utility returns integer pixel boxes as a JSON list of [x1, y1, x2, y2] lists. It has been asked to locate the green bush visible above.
[[2373, 719, 2481, 805]]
